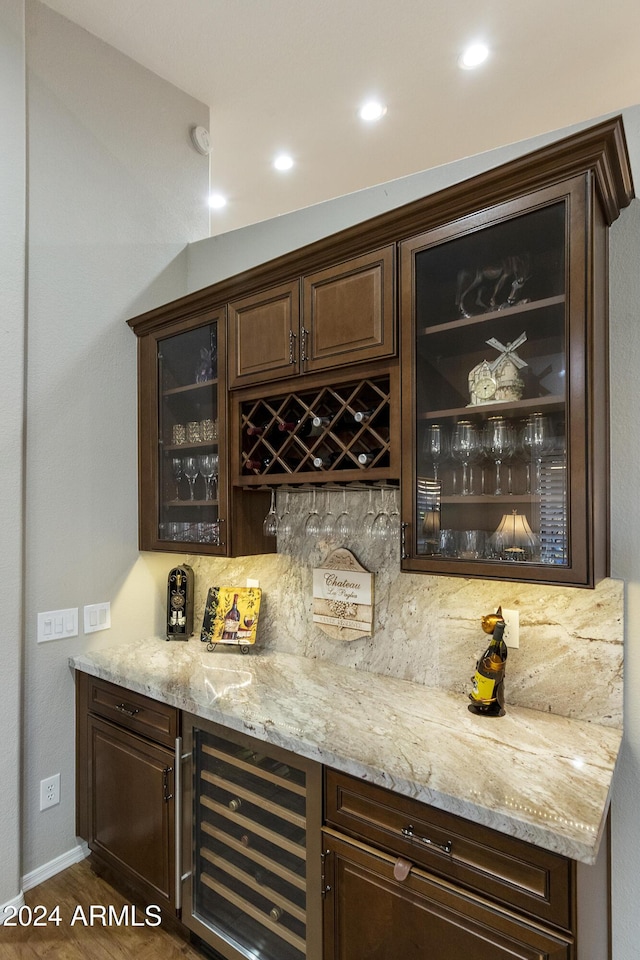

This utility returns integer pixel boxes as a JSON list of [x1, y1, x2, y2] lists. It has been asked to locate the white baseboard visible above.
[[22, 840, 90, 892], [0, 890, 25, 925]]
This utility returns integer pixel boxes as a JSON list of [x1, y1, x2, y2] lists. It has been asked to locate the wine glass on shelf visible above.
[[451, 421, 480, 496], [198, 454, 217, 500], [319, 489, 335, 540], [363, 488, 376, 536], [422, 423, 447, 480], [262, 489, 278, 537], [483, 417, 516, 496], [304, 489, 321, 537], [520, 414, 553, 494], [171, 457, 183, 500], [335, 488, 355, 542], [183, 456, 199, 501]]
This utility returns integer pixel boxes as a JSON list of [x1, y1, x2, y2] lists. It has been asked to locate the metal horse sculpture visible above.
[[455, 255, 531, 319]]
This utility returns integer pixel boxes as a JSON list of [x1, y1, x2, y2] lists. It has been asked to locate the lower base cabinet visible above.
[[324, 770, 610, 960], [322, 831, 570, 960], [76, 676, 610, 960]]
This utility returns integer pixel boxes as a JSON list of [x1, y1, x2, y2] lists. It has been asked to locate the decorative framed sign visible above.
[[312, 548, 374, 641]]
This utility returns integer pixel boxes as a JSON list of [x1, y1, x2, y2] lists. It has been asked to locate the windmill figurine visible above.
[[467, 331, 528, 406]]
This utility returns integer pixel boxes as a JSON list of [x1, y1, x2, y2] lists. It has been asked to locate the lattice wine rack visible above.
[[237, 374, 394, 484]]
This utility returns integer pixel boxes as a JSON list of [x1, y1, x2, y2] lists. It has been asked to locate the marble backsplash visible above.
[[184, 487, 623, 727]]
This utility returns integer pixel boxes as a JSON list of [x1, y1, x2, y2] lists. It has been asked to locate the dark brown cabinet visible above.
[[76, 673, 180, 911], [323, 770, 609, 960], [128, 304, 272, 555], [399, 119, 633, 586], [228, 246, 396, 389]]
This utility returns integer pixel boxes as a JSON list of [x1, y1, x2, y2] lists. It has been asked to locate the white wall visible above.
[[0, 0, 26, 914], [20, 0, 209, 878], [186, 107, 640, 959]]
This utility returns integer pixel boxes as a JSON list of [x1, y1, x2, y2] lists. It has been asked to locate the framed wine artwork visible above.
[[200, 586, 262, 651]]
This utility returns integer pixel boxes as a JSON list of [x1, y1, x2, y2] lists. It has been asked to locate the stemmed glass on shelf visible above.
[[183, 456, 199, 501], [319, 490, 335, 540], [371, 488, 391, 540], [483, 417, 516, 496], [422, 423, 447, 480], [521, 414, 553, 494], [171, 457, 183, 500], [198, 453, 219, 501], [451, 421, 480, 496]]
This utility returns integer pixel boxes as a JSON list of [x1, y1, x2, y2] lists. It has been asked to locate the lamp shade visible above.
[[493, 510, 537, 560]]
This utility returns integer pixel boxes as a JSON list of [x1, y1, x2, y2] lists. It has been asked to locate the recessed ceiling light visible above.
[[458, 42, 489, 69], [274, 153, 294, 171], [208, 193, 227, 210], [359, 100, 387, 122]]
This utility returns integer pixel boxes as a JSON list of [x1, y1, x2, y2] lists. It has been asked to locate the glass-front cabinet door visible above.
[[137, 309, 228, 553], [400, 176, 605, 586]]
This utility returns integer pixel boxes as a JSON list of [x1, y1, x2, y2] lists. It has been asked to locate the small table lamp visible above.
[[493, 509, 537, 561]]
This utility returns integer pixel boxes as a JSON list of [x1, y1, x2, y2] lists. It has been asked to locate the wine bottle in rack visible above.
[[353, 406, 390, 427], [357, 448, 384, 465], [244, 456, 273, 474]]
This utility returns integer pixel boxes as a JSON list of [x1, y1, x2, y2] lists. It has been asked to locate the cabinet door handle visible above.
[[401, 824, 452, 855], [300, 326, 309, 362], [288, 329, 297, 364], [401, 522, 409, 559], [174, 737, 182, 910], [115, 702, 140, 718], [163, 765, 173, 802]]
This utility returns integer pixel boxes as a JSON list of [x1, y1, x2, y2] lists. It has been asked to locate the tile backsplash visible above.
[[185, 487, 623, 727]]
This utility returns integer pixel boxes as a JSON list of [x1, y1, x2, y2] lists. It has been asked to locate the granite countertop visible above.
[[69, 637, 622, 865]]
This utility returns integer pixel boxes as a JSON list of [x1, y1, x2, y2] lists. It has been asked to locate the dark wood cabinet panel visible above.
[[228, 281, 301, 388], [325, 769, 572, 930], [322, 831, 572, 960], [302, 247, 395, 373], [88, 715, 175, 908], [76, 672, 180, 912]]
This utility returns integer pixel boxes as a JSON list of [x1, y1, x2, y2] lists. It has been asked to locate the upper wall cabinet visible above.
[[399, 119, 634, 586], [228, 246, 396, 389]]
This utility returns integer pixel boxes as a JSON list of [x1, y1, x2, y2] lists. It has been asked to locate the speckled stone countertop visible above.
[[70, 637, 621, 865]]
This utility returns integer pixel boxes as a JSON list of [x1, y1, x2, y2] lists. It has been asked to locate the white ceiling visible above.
[[42, 0, 640, 235]]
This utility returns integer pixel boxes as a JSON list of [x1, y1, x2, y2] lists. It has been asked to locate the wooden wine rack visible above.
[[235, 371, 397, 485], [193, 728, 319, 960]]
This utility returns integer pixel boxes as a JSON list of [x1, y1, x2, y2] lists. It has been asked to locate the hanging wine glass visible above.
[[371, 488, 391, 541], [183, 456, 199, 501], [335, 488, 355, 542], [319, 490, 335, 540], [451, 421, 479, 496], [363, 488, 376, 536], [422, 423, 447, 480], [483, 417, 516, 496], [262, 489, 278, 537], [171, 457, 183, 500], [279, 490, 293, 536], [521, 414, 553, 494], [304, 489, 321, 537]]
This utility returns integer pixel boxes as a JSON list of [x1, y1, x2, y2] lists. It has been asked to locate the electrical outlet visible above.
[[501, 608, 520, 648], [40, 773, 60, 810]]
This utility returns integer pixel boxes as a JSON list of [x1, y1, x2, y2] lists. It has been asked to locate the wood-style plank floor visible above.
[[0, 860, 206, 960]]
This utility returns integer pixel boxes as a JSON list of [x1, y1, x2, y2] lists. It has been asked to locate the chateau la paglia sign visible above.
[[312, 548, 374, 640]]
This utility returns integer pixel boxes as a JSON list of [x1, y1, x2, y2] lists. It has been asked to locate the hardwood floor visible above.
[[0, 859, 206, 960]]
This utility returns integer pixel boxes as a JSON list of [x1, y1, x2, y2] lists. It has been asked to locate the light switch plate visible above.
[[502, 608, 520, 648], [84, 601, 111, 634], [37, 608, 78, 642]]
